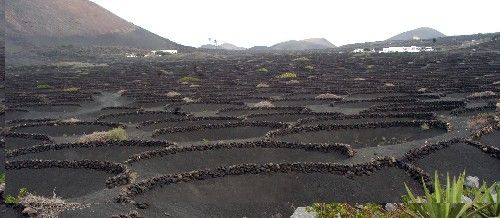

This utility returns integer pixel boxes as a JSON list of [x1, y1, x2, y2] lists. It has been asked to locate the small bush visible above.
[[165, 91, 181, 97], [78, 128, 127, 143], [307, 203, 402, 218], [286, 80, 300, 85], [253, 101, 275, 108], [304, 65, 315, 71], [256, 83, 270, 88], [178, 76, 200, 84], [468, 112, 500, 134], [257, 68, 269, 73], [63, 87, 80, 92], [315, 93, 343, 100], [36, 83, 53, 89], [467, 91, 496, 99], [420, 123, 430, 130], [5, 188, 28, 205], [183, 97, 195, 103], [277, 72, 297, 79], [0, 173, 5, 184], [292, 57, 310, 62]]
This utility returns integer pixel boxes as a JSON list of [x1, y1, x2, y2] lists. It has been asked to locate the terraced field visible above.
[[1, 50, 499, 217]]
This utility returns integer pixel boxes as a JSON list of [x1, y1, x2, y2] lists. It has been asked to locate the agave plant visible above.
[[403, 171, 485, 218], [473, 183, 499, 217]]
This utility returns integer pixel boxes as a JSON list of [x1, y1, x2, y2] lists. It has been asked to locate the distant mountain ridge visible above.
[[387, 27, 446, 41], [271, 38, 336, 50]]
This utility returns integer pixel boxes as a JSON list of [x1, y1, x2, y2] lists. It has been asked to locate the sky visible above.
[[90, 0, 500, 48]]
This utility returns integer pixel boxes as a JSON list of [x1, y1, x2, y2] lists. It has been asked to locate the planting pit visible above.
[[299, 117, 425, 127], [410, 142, 500, 183], [217, 107, 306, 117], [137, 117, 241, 131], [244, 113, 320, 123], [478, 131, 499, 147], [3, 133, 53, 150], [153, 123, 283, 143], [25, 104, 81, 113], [167, 102, 244, 113], [127, 143, 351, 178], [272, 99, 332, 107], [5, 160, 123, 199], [271, 122, 448, 148], [97, 111, 187, 124], [308, 102, 380, 115], [130, 166, 421, 217], [12, 122, 122, 137], [7, 141, 168, 162]]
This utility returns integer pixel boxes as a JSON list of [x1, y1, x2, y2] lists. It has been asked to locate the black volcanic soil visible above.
[[6, 168, 115, 198], [134, 167, 422, 218], [411, 143, 500, 183], [272, 127, 446, 149], [3, 46, 500, 217], [129, 147, 349, 179], [154, 126, 275, 143]]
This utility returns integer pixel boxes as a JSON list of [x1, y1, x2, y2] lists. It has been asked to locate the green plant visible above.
[[178, 76, 200, 84], [0, 173, 5, 184], [5, 188, 28, 205], [63, 87, 80, 92], [403, 172, 484, 218], [473, 183, 500, 217], [78, 128, 127, 143], [277, 72, 297, 79], [307, 203, 401, 218], [36, 83, 53, 89], [256, 67, 269, 73]]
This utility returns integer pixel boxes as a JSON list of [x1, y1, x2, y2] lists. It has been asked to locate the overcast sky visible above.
[[90, 0, 499, 48]]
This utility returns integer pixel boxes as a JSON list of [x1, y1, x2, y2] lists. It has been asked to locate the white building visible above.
[[422, 47, 434, 52], [379, 46, 421, 53], [353, 48, 376, 53], [353, 48, 364, 53], [151, 50, 178, 55]]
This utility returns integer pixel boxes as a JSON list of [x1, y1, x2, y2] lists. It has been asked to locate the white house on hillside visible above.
[[151, 50, 178, 55], [380, 46, 421, 53]]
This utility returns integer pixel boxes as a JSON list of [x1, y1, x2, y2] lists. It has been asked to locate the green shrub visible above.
[[178, 76, 200, 84], [403, 171, 485, 217], [0, 173, 5, 184], [5, 188, 28, 205], [257, 68, 269, 73], [36, 83, 53, 89], [307, 171, 499, 218], [63, 87, 80, 92], [473, 183, 500, 217], [307, 203, 396, 218], [78, 128, 127, 143], [277, 72, 297, 79]]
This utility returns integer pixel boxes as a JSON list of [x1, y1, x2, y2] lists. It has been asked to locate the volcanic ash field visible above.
[[2, 51, 500, 217]]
